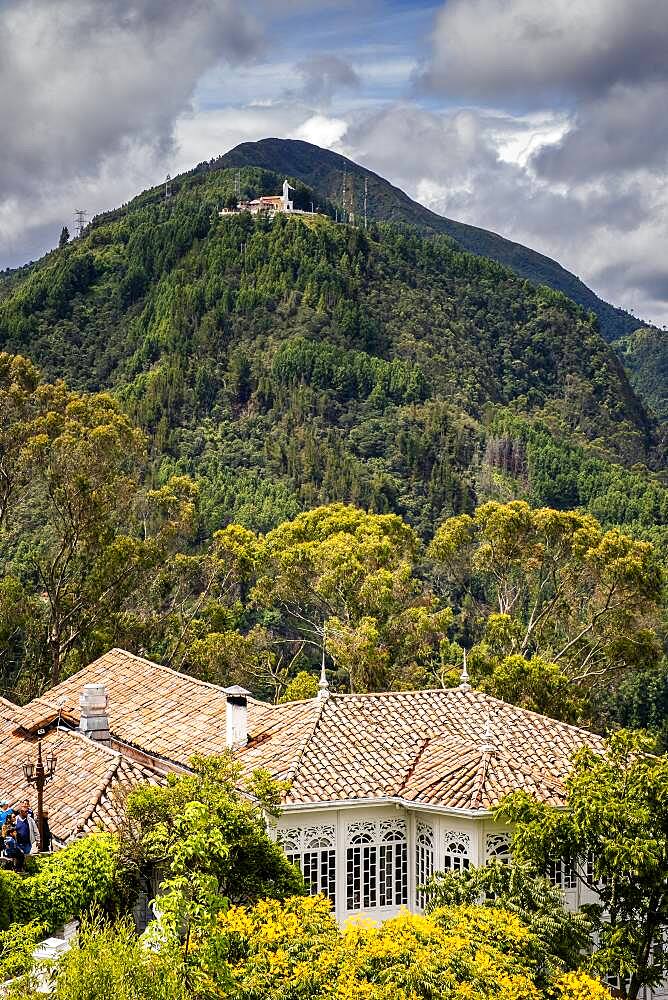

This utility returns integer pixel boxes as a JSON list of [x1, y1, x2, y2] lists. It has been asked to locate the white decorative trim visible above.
[[278, 824, 335, 852], [346, 821, 376, 846], [277, 827, 302, 853], [380, 819, 407, 842], [416, 821, 434, 846], [443, 830, 470, 853], [485, 832, 511, 861]]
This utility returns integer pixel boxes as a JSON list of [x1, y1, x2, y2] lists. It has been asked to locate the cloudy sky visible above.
[[2, 0, 667, 325]]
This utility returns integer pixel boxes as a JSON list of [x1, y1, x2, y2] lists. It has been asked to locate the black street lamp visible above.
[[21, 737, 56, 851]]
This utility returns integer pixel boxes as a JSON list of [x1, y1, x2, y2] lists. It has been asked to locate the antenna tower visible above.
[[73, 209, 87, 238], [341, 171, 347, 224], [364, 176, 368, 230], [348, 174, 355, 226], [165, 174, 172, 199]]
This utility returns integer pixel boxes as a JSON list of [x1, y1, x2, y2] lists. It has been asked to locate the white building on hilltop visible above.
[[220, 178, 297, 217], [7, 648, 668, 998]]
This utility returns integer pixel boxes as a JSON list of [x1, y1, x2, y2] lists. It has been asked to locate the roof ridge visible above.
[[469, 750, 493, 810], [396, 736, 431, 797], [282, 696, 328, 789], [76, 757, 122, 833], [46, 648, 271, 706], [327, 686, 604, 741]]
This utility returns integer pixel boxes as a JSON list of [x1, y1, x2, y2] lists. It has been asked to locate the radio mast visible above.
[[73, 209, 87, 238]]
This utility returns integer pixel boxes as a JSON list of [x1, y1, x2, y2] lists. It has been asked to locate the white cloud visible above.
[[292, 114, 349, 148]]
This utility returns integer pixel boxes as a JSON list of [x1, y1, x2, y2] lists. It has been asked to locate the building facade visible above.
[[8, 648, 668, 998]]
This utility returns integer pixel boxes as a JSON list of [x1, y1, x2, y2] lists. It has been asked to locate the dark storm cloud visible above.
[[0, 0, 262, 199], [533, 83, 668, 182], [420, 0, 668, 104], [292, 54, 360, 104]]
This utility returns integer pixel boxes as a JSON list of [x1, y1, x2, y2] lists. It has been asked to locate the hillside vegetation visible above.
[[216, 138, 645, 344], [0, 166, 662, 541], [613, 326, 668, 422], [0, 150, 666, 741]]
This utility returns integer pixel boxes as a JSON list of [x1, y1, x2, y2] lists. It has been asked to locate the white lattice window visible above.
[[547, 857, 576, 890], [279, 825, 336, 905], [346, 820, 407, 911], [443, 831, 471, 873], [415, 822, 434, 910], [485, 833, 511, 864]]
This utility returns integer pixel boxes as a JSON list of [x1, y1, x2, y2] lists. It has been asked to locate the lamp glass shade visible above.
[[46, 753, 57, 775], [22, 761, 34, 781]]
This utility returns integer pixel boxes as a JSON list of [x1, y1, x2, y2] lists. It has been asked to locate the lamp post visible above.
[[22, 736, 56, 852]]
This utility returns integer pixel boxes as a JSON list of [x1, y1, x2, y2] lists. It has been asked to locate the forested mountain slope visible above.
[[613, 327, 668, 423], [0, 158, 663, 546], [215, 138, 645, 344]]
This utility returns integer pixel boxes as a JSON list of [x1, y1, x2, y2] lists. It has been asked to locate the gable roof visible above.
[[13, 648, 320, 776], [0, 699, 163, 843], [14, 649, 604, 813]]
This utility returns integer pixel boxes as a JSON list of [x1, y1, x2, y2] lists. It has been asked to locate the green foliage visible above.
[[613, 326, 668, 421], [7, 834, 120, 933], [497, 730, 668, 1000], [279, 670, 318, 702], [429, 501, 662, 692], [50, 911, 186, 1000], [255, 503, 451, 692], [0, 920, 46, 984], [486, 414, 668, 549], [120, 755, 303, 908], [425, 859, 592, 978]]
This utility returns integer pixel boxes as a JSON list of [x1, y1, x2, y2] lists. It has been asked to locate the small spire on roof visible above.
[[318, 645, 330, 701], [459, 650, 471, 691], [481, 710, 495, 753]]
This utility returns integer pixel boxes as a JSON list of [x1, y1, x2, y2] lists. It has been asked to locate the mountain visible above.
[[612, 327, 668, 423], [212, 138, 644, 345], [0, 144, 665, 550]]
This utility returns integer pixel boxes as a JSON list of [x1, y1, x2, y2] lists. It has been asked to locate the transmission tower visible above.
[[364, 176, 368, 230], [341, 171, 347, 224], [165, 174, 172, 199], [348, 174, 355, 226], [73, 209, 88, 238]]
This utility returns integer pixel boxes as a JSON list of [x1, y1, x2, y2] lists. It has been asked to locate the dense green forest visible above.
[[216, 139, 646, 344], [613, 326, 668, 422], [0, 150, 666, 747]]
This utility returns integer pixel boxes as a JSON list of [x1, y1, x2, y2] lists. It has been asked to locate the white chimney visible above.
[[223, 686, 251, 749], [79, 683, 111, 746]]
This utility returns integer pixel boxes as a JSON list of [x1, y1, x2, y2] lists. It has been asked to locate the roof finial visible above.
[[459, 649, 471, 691], [481, 710, 495, 753], [318, 644, 330, 701]]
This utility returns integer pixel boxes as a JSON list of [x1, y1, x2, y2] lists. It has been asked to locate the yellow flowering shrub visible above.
[[552, 971, 611, 1000], [209, 896, 604, 999]]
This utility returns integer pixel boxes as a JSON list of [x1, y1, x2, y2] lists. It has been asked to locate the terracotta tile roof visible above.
[[267, 688, 603, 810], [0, 716, 163, 843], [15, 649, 320, 776], [15, 649, 604, 813]]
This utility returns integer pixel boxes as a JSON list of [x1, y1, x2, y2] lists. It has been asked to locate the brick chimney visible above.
[[79, 683, 111, 746], [223, 686, 251, 749]]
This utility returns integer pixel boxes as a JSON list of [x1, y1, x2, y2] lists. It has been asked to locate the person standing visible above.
[[0, 798, 13, 828], [14, 801, 38, 855], [41, 808, 52, 853], [3, 827, 24, 872]]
